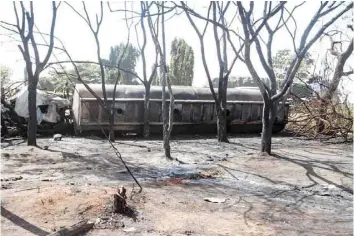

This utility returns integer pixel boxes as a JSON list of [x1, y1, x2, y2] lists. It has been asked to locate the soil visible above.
[[1, 133, 353, 236]]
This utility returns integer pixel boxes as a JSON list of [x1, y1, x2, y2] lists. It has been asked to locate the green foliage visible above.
[[273, 49, 314, 82], [38, 43, 141, 95], [169, 38, 194, 86], [105, 43, 140, 85], [39, 63, 101, 95], [39, 70, 73, 95], [0, 65, 12, 87], [76, 63, 102, 83], [272, 49, 315, 98]]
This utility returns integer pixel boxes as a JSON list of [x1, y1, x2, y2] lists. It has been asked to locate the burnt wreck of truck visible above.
[[1, 84, 289, 137], [1, 87, 71, 137], [72, 84, 289, 135]]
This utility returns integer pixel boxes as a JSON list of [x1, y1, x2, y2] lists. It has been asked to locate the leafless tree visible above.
[[65, 2, 133, 142], [162, 3, 175, 160], [130, 2, 158, 138], [179, 2, 236, 142], [30, 16, 144, 193], [317, 25, 353, 132], [65, 2, 115, 139], [237, 2, 353, 154], [178, 2, 285, 142], [145, 2, 174, 159], [110, 1, 175, 158], [52, 2, 158, 140], [0, 2, 59, 146]]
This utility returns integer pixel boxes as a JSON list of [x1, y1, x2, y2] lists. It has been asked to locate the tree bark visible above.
[[108, 109, 115, 142], [162, 75, 171, 159], [165, 74, 174, 159], [217, 74, 229, 142], [27, 77, 38, 146], [317, 39, 353, 134], [163, 138, 171, 159], [217, 111, 228, 142], [162, 86, 171, 159], [143, 83, 150, 138], [260, 100, 276, 154], [159, 2, 172, 160]]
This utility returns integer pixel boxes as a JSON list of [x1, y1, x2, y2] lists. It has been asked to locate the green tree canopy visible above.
[[273, 49, 314, 82], [38, 44, 140, 95], [39, 63, 101, 96], [105, 43, 140, 85], [272, 49, 315, 98], [76, 63, 102, 83], [39, 71, 70, 93], [169, 38, 194, 86]]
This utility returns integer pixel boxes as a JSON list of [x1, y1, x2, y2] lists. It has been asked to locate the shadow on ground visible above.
[[1, 206, 49, 236]]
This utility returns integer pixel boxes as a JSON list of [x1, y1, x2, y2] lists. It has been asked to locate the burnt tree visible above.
[[2, 2, 59, 146], [66, 2, 133, 141], [237, 2, 353, 154], [146, 2, 174, 159], [135, 2, 158, 138], [181, 2, 235, 142], [179, 2, 283, 142], [317, 26, 353, 133]]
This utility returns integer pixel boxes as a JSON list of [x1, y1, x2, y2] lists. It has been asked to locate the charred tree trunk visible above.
[[217, 75, 229, 142], [165, 74, 174, 159], [161, 66, 172, 159], [160, 2, 172, 160], [27, 76, 38, 146], [261, 100, 276, 154], [217, 111, 228, 142], [143, 83, 150, 138], [162, 85, 171, 159], [108, 109, 115, 142], [110, 66, 120, 142], [8, 2, 58, 145], [163, 133, 171, 159]]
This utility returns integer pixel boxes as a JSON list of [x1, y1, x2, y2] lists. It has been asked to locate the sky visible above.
[[0, 1, 353, 100]]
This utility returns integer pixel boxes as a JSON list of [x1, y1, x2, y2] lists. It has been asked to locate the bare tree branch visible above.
[[181, 1, 219, 105], [39, 2, 57, 70], [274, 2, 353, 101]]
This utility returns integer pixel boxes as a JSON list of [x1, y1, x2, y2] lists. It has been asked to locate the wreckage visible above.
[[72, 84, 290, 135], [1, 87, 71, 136], [2, 84, 290, 137], [14, 87, 70, 124]]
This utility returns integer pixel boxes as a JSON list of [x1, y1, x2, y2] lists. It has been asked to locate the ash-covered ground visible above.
[[1, 134, 353, 236]]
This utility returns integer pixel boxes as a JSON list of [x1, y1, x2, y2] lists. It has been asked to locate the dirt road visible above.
[[1, 134, 352, 235]]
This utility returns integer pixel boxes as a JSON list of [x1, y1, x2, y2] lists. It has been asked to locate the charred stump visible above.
[[112, 186, 127, 214]]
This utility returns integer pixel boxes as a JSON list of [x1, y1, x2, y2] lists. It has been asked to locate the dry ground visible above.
[[1, 134, 353, 236]]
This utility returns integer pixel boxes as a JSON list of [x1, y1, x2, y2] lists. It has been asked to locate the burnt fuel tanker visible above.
[[72, 84, 289, 135]]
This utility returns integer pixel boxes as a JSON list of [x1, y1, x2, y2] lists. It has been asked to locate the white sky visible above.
[[0, 1, 352, 100]]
